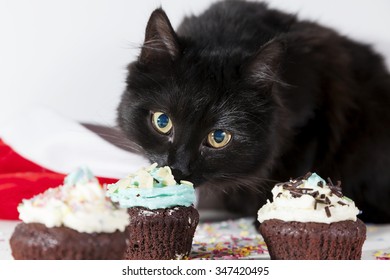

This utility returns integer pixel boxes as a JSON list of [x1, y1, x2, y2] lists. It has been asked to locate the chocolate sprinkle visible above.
[[290, 190, 303, 198], [294, 176, 304, 182], [310, 191, 319, 198], [297, 188, 313, 191], [315, 199, 326, 204], [303, 172, 312, 180], [337, 201, 347, 206], [291, 181, 304, 188], [332, 190, 343, 198], [325, 206, 331, 217], [277, 172, 346, 213], [325, 177, 344, 197]]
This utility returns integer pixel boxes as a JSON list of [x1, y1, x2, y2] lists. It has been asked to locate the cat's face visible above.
[[118, 9, 283, 187]]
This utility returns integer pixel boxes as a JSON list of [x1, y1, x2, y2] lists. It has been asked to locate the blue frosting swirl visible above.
[[108, 184, 195, 209], [64, 166, 96, 185], [106, 164, 196, 210]]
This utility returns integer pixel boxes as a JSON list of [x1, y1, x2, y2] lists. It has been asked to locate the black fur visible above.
[[118, 0, 390, 223]]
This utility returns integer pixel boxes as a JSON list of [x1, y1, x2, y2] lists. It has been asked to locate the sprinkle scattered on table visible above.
[[374, 250, 390, 260], [190, 218, 269, 260]]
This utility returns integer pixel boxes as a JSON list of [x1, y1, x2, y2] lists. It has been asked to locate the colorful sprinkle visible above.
[[189, 218, 269, 260], [374, 250, 390, 260]]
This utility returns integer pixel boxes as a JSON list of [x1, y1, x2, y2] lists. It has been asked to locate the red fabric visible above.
[[0, 139, 117, 220]]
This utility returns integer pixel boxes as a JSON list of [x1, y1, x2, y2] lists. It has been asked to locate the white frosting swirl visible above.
[[18, 167, 130, 233], [257, 173, 360, 223]]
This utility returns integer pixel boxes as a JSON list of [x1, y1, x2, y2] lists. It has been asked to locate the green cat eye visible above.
[[152, 112, 173, 134], [207, 129, 232, 148]]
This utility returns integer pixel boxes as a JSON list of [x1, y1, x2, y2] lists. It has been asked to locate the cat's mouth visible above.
[[169, 167, 210, 188], [170, 167, 191, 182]]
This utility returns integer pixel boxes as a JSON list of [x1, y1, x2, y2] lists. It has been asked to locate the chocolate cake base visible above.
[[259, 219, 366, 260], [124, 206, 199, 260], [10, 223, 127, 260]]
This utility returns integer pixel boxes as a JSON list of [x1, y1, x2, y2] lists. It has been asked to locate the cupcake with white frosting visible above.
[[10, 167, 130, 260], [258, 172, 366, 259], [107, 163, 199, 260]]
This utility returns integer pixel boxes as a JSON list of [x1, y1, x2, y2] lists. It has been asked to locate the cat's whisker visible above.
[[205, 172, 280, 196], [125, 40, 174, 57], [86, 130, 145, 153]]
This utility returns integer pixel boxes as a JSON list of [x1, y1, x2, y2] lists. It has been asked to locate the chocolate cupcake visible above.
[[107, 163, 199, 260], [258, 172, 366, 260], [10, 167, 130, 260]]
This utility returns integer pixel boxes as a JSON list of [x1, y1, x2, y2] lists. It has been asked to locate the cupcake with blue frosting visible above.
[[107, 163, 199, 260]]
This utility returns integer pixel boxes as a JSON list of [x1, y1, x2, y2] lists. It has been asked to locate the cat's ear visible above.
[[243, 40, 284, 87], [139, 8, 180, 65]]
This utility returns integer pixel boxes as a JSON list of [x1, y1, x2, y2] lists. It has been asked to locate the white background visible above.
[[1, 0, 390, 126]]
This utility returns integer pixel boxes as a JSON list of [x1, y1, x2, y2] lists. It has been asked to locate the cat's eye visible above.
[[207, 129, 232, 148], [152, 112, 173, 134]]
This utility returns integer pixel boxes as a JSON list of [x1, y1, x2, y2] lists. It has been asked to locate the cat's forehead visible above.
[[158, 83, 221, 117], [178, 46, 246, 81], [154, 80, 250, 128]]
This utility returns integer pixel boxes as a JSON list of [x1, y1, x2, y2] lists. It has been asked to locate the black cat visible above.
[[117, 0, 390, 223]]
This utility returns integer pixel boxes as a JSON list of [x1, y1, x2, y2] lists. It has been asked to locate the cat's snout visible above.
[[171, 167, 191, 182]]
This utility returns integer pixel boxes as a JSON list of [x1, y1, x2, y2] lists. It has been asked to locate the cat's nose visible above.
[[171, 167, 191, 181]]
